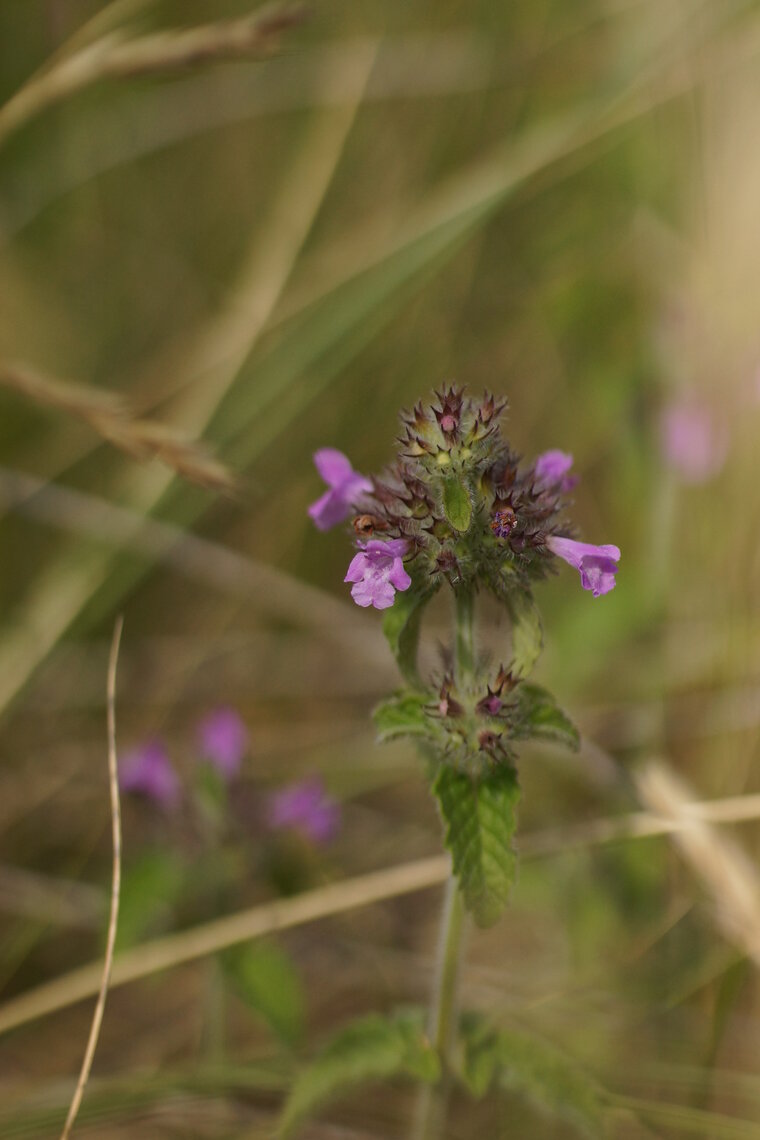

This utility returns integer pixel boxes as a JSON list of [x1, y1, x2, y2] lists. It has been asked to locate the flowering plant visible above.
[[308, 386, 618, 921], [285, 387, 620, 1138]]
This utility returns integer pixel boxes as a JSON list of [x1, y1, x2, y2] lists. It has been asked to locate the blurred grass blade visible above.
[[636, 761, 760, 970], [0, 5, 307, 153], [0, 47, 376, 719]]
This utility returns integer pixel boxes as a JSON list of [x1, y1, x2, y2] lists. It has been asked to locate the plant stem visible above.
[[412, 878, 468, 1140], [412, 588, 474, 1140]]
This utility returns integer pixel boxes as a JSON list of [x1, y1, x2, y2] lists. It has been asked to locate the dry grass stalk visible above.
[[4, 784, 760, 1037], [636, 760, 760, 970], [0, 363, 235, 492], [0, 5, 308, 151], [60, 617, 124, 1140]]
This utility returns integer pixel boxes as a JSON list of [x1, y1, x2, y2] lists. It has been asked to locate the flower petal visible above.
[[308, 488, 352, 531], [535, 450, 574, 484], [579, 555, 619, 597], [313, 448, 354, 487], [344, 551, 369, 583], [388, 558, 412, 592]]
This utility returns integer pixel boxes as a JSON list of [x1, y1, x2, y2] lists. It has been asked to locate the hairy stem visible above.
[[412, 590, 474, 1140]]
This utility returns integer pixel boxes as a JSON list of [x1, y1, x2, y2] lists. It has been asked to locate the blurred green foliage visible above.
[[0, 0, 759, 1136]]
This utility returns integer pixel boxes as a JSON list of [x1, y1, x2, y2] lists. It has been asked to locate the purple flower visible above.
[[659, 402, 728, 484], [119, 740, 180, 810], [547, 535, 620, 597], [344, 538, 411, 610], [535, 450, 577, 493], [267, 777, 340, 844], [308, 448, 372, 531], [197, 707, 248, 780]]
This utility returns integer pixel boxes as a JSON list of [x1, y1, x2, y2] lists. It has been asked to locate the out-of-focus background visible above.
[[0, 1, 759, 1136]]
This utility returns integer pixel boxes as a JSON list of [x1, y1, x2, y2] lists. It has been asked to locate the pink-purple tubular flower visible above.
[[547, 535, 620, 597], [119, 740, 180, 809], [197, 707, 248, 780], [535, 449, 577, 492], [344, 538, 411, 610], [308, 448, 372, 531], [267, 777, 340, 844]]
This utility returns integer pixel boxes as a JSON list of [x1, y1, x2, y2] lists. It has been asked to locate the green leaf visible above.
[[513, 683, 580, 751], [278, 1010, 440, 1138], [382, 585, 432, 685], [373, 690, 431, 741], [115, 851, 184, 952], [442, 475, 472, 533], [433, 765, 520, 927], [458, 1014, 609, 1138], [222, 941, 305, 1048], [507, 591, 543, 678]]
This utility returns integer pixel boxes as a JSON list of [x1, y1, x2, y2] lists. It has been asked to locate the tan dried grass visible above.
[[0, 362, 235, 492], [0, 5, 307, 152], [636, 760, 760, 969]]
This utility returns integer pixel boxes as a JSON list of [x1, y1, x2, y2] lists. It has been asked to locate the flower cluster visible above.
[[375, 663, 579, 780], [119, 707, 340, 847], [119, 706, 250, 808], [309, 386, 620, 608]]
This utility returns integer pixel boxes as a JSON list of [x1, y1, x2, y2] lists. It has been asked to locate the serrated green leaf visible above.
[[442, 475, 472, 533], [222, 941, 304, 1048], [507, 591, 543, 678], [373, 690, 431, 741], [458, 1015, 608, 1138], [382, 585, 432, 685], [433, 765, 520, 927], [513, 683, 580, 751], [278, 1010, 440, 1138]]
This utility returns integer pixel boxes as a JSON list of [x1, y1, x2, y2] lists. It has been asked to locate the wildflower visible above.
[[197, 707, 248, 780], [534, 449, 577, 492], [659, 402, 728, 484], [308, 448, 372, 531], [267, 777, 340, 844], [344, 538, 411, 610], [119, 740, 180, 809], [547, 535, 620, 597]]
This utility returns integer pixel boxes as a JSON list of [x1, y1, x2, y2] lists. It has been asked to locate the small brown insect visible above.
[[352, 514, 387, 538]]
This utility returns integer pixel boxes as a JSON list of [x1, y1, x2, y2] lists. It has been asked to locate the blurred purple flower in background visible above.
[[119, 740, 180, 809], [267, 777, 340, 844], [659, 401, 728, 484], [534, 449, 577, 492], [308, 448, 372, 531], [197, 707, 248, 780], [344, 538, 411, 609], [547, 535, 620, 597]]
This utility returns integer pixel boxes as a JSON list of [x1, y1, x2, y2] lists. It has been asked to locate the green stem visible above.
[[412, 879, 468, 1140], [429, 877, 468, 1057], [411, 590, 474, 1140]]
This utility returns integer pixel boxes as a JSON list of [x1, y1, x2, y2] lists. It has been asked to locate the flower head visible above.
[[547, 535, 620, 597], [119, 740, 180, 809], [659, 402, 728, 484], [308, 448, 372, 531], [344, 538, 411, 610], [197, 707, 248, 780], [534, 449, 577, 493], [267, 777, 340, 844]]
